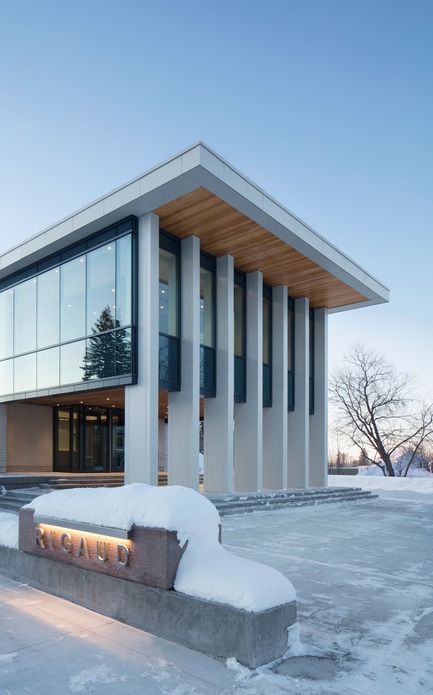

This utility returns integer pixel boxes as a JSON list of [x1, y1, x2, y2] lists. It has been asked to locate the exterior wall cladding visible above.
[[0, 144, 389, 492]]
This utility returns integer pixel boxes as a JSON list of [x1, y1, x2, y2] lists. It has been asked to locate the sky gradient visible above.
[[1, 0, 432, 422]]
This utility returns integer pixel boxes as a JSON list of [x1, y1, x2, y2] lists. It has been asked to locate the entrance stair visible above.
[[207, 486, 377, 516], [0, 474, 377, 515], [0, 474, 124, 513]]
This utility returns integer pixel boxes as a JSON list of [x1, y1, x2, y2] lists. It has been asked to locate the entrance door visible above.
[[84, 408, 108, 472], [54, 405, 124, 472]]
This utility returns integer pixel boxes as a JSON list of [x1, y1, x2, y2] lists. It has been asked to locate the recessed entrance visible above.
[[54, 405, 124, 473]]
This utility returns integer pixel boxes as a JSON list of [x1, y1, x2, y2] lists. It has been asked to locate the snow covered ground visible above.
[[1, 478, 433, 694]]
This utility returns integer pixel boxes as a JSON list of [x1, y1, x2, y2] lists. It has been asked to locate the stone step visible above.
[[208, 488, 377, 516]]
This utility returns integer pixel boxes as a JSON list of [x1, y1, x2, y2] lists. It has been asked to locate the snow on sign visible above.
[[9, 485, 298, 667], [19, 484, 296, 611]]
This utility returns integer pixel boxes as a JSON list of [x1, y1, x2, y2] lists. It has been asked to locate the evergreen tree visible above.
[[82, 306, 131, 380]]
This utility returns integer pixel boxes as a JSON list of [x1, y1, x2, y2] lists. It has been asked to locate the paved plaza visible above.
[[1, 489, 433, 694]]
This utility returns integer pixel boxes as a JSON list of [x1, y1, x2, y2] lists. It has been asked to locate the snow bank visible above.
[[23, 484, 295, 612], [328, 474, 433, 495], [0, 512, 19, 548]]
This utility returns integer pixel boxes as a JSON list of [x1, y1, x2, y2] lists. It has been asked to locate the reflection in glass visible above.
[[82, 307, 131, 380], [61, 257, 86, 342], [14, 279, 36, 354], [159, 249, 178, 336], [111, 412, 125, 470], [57, 410, 70, 451], [0, 359, 13, 396], [37, 269, 59, 348], [14, 353, 36, 392], [234, 283, 245, 357], [60, 340, 86, 385], [200, 267, 214, 348], [87, 245, 115, 334], [116, 235, 131, 326], [263, 295, 271, 365], [37, 347, 60, 389], [288, 300, 295, 410], [0, 289, 14, 359]]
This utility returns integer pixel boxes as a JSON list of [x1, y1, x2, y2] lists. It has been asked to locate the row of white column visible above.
[[125, 213, 328, 492]]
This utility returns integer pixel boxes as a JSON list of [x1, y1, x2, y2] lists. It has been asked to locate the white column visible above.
[[309, 308, 328, 487], [124, 213, 159, 485], [168, 236, 200, 490], [234, 271, 263, 492], [263, 285, 288, 490], [0, 404, 7, 473], [204, 255, 234, 493], [287, 297, 309, 488]]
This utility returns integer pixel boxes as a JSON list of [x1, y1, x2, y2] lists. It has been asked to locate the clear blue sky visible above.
[[1, 0, 432, 403]]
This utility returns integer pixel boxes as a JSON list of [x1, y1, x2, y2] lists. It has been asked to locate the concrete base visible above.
[[0, 546, 297, 668]]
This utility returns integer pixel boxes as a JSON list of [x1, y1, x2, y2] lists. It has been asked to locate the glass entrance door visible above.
[[54, 405, 124, 472], [84, 408, 108, 472]]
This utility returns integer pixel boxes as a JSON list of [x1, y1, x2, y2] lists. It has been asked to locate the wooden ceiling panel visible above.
[[156, 188, 366, 309]]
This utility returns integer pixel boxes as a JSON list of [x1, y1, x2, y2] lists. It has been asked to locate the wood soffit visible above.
[[18, 387, 200, 419], [155, 188, 366, 310]]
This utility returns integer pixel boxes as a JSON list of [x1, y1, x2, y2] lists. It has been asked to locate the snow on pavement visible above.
[[0, 480, 432, 693]]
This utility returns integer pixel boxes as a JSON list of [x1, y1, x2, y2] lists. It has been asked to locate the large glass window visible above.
[[234, 271, 246, 402], [309, 309, 315, 414], [60, 340, 87, 386], [61, 257, 86, 342], [0, 222, 136, 401], [200, 254, 216, 396], [87, 244, 116, 334], [0, 289, 14, 359], [14, 278, 36, 354], [288, 298, 295, 410], [263, 286, 272, 407], [116, 234, 132, 326], [37, 347, 60, 389], [14, 353, 36, 393], [159, 248, 178, 337], [37, 269, 59, 348], [159, 233, 180, 390], [0, 360, 13, 396]]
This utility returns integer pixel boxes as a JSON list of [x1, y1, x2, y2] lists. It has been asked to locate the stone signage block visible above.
[[19, 508, 186, 590], [0, 545, 297, 668]]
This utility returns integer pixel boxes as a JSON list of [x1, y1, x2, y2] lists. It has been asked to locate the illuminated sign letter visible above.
[[77, 537, 90, 559], [96, 540, 107, 563], [35, 527, 45, 549], [60, 533, 71, 554], [116, 544, 129, 568]]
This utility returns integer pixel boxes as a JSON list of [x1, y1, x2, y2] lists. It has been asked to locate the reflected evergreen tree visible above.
[[82, 306, 131, 380]]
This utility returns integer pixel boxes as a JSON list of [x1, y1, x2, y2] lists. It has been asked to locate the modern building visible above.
[[0, 144, 389, 492]]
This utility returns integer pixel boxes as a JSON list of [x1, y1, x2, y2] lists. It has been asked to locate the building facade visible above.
[[0, 144, 389, 492]]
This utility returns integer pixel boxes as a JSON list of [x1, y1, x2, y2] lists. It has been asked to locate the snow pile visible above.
[[22, 484, 295, 612], [328, 474, 433, 494], [359, 465, 433, 478], [0, 512, 19, 548]]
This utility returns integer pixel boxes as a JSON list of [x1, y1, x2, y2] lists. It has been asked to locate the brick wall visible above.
[[7, 403, 53, 472]]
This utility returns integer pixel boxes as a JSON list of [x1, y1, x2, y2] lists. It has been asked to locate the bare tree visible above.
[[329, 344, 433, 477]]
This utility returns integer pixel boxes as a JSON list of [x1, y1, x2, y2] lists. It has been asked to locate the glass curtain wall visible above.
[[0, 223, 135, 399], [309, 309, 315, 414], [234, 270, 246, 402], [263, 286, 272, 406], [159, 232, 180, 390], [200, 253, 216, 397], [288, 297, 295, 410]]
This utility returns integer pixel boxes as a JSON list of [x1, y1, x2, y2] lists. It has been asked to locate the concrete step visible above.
[[0, 488, 50, 514], [207, 487, 378, 516]]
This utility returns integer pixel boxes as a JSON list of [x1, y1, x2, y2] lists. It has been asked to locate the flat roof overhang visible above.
[[0, 143, 389, 312]]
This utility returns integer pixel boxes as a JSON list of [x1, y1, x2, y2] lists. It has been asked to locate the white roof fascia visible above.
[[0, 142, 389, 310]]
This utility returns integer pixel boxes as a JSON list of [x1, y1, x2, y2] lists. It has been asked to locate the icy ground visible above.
[[1, 480, 433, 694]]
